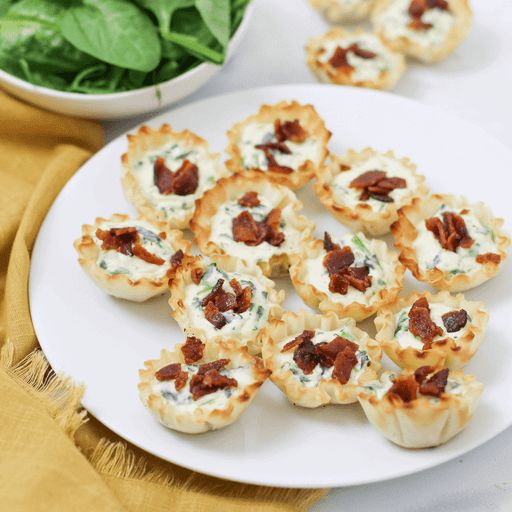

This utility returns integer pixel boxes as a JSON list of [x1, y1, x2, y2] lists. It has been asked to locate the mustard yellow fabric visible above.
[[0, 91, 327, 512]]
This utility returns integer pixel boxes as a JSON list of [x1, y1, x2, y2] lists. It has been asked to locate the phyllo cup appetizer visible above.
[[309, 0, 376, 23], [74, 213, 190, 302], [261, 311, 382, 408], [121, 124, 230, 229], [168, 254, 285, 355], [314, 148, 429, 236], [190, 172, 315, 277], [225, 100, 331, 190], [358, 366, 483, 448], [375, 291, 488, 370], [139, 337, 270, 434], [392, 194, 510, 291], [306, 28, 406, 91], [372, 0, 472, 63], [290, 231, 404, 321]]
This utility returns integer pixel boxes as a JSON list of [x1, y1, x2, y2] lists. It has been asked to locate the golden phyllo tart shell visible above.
[[314, 148, 429, 236], [289, 232, 404, 321], [306, 28, 406, 91], [391, 194, 510, 292], [168, 254, 285, 355], [358, 368, 483, 448], [372, 0, 472, 63], [225, 100, 331, 190], [138, 339, 270, 434], [261, 311, 382, 408], [190, 171, 315, 277], [121, 124, 230, 229], [309, 0, 376, 23], [375, 291, 489, 370], [74, 213, 189, 302]]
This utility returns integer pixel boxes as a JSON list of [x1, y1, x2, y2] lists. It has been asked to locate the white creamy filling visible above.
[[93, 220, 173, 280], [183, 263, 270, 336], [132, 141, 219, 221], [238, 122, 322, 171], [304, 233, 390, 306], [377, 0, 455, 48], [209, 196, 303, 264], [331, 154, 419, 209], [275, 328, 371, 387], [412, 205, 499, 275], [151, 365, 253, 413], [317, 35, 393, 82], [394, 302, 470, 350]]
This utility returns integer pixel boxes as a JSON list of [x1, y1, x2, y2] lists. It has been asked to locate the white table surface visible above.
[[103, 0, 512, 509]]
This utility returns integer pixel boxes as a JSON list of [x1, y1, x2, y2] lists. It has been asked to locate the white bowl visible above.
[[0, 5, 253, 120]]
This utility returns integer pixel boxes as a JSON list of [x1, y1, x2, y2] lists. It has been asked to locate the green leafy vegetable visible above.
[[196, 0, 230, 48]]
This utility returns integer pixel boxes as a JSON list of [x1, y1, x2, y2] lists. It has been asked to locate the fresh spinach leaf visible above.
[[60, 0, 161, 72], [195, 0, 230, 48]]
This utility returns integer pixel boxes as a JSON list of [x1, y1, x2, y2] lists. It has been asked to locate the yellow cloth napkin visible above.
[[0, 91, 327, 512]]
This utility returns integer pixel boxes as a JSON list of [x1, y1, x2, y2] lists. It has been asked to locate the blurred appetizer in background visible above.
[[375, 291, 488, 370], [261, 311, 382, 408], [358, 366, 483, 448], [372, 0, 472, 63], [74, 213, 189, 302], [309, 0, 377, 23], [225, 101, 331, 190], [315, 147, 429, 235], [306, 28, 406, 90], [392, 194, 510, 291]]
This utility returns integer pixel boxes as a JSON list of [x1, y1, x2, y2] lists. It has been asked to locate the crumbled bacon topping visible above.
[[349, 170, 407, 203], [232, 209, 285, 247], [408, 0, 448, 30], [238, 191, 261, 207], [201, 278, 252, 329], [153, 158, 199, 196], [388, 374, 418, 403], [281, 330, 315, 353], [425, 212, 474, 252], [254, 142, 294, 174], [189, 358, 237, 400], [476, 253, 501, 265], [388, 366, 449, 402], [274, 119, 308, 143], [328, 43, 377, 71], [181, 336, 205, 364], [322, 232, 372, 294], [155, 362, 189, 391], [170, 249, 184, 269], [408, 297, 444, 346], [191, 268, 203, 285], [132, 244, 165, 265], [441, 309, 468, 333]]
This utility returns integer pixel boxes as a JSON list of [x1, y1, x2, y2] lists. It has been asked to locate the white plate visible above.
[[30, 84, 512, 489]]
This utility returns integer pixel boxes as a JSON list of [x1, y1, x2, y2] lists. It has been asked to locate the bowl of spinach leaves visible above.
[[0, 0, 252, 119]]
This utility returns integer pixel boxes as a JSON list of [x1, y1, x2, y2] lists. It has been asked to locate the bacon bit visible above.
[[170, 249, 184, 269], [408, 0, 448, 30], [425, 212, 474, 252], [153, 157, 199, 196], [414, 365, 436, 384], [293, 337, 320, 375], [350, 44, 377, 59], [230, 278, 252, 314], [408, 297, 444, 345], [197, 358, 230, 375], [340, 164, 352, 171], [155, 362, 182, 381], [255, 142, 294, 174], [175, 370, 188, 391], [442, 309, 468, 333], [342, 266, 372, 291], [323, 231, 340, 252], [409, 18, 433, 30], [189, 363, 237, 400], [323, 246, 355, 274], [476, 253, 501, 265], [255, 142, 291, 155], [350, 170, 387, 189], [418, 368, 449, 397], [238, 191, 260, 207], [191, 268, 203, 285], [388, 375, 418, 403], [328, 273, 349, 295], [274, 119, 308, 143], [202, 279, 236, 312], [132, 243, 165, 265], [159, 231, 167, 240], [181, 336, 204, 364], [232, 209, 285, 247], [96, 226, 139, 256], [317, 336, 358, 368], [281, 330, 315, 353], [350, 170, 406, 203], [332, 346, 359, 384], [204, 301, 226, 329], [329, 46, 351, 69]]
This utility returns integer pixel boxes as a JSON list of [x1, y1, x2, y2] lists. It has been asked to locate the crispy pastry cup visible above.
[[74, 213, 190, 302], [190, 171, 316, 277], [261, 310, 382, 408], [358, 369, 483, 448], [391, 194, 510, 292], [314, 148, 429, 236], [139, 340, 271, 434], [289, 236, 405, 321], [372, 0, 473, 63], [309, 0, 376, 23], [225, 100, 331, 190], [168, 254, 285, 355], [375, 290, 489, 370], [306, 28, 406, 91], [121, 124, 230, 229]]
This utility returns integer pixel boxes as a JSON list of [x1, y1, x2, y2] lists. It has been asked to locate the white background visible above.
[[102, 0, 512, 509]]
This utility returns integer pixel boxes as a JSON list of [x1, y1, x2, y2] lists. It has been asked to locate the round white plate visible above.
[[30, 84, 512, 489]]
